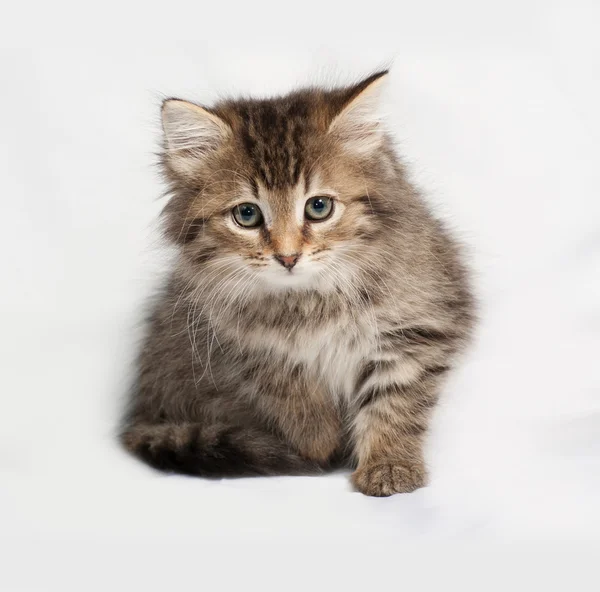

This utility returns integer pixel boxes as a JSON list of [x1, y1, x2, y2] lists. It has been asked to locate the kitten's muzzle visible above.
[[274, 254, 300, 270]]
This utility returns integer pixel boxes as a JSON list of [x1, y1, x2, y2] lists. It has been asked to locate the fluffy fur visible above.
[[120, 70, 476, 496]]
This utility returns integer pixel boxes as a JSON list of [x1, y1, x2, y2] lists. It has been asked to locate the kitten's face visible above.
[[160, 72, 395, 295], [187, 166, 378, 293], [218, 176, 347, 290]]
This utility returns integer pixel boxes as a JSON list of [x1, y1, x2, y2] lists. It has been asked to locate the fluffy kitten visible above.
[[120, 70, 475, 496]]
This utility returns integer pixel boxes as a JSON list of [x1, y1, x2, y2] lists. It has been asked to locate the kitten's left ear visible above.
[[328, 70, 389, 155]]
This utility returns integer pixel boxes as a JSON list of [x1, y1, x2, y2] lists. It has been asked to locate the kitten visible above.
[[120, 70, 475, 496]]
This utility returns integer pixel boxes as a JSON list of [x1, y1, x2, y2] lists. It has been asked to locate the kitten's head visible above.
[[160, 71, 402, 294]]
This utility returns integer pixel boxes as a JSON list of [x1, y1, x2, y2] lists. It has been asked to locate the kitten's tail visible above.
[[120, 422, 322, 477]]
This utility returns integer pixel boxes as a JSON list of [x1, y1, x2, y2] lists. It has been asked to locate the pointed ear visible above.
[[161, 99, 230, 177], [328, 70, 389, 155]]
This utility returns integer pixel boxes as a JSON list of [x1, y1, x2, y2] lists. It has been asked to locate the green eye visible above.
[[305, 196, 334, 221], [232, 203, 264, 228]]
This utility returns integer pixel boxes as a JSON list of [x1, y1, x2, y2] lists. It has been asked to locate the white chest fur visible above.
[[233, 314, 379, 402], [294, 322, 374, 400]]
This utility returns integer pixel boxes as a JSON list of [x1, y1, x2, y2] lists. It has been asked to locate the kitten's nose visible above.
[[274, 254, 300, 270]]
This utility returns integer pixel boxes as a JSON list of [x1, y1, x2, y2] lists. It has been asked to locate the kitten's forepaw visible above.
[[352, 462, 427, 496]]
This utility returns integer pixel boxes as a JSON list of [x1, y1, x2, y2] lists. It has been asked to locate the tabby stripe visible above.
[[194, 247, 217, 265], [183, 217, 206, 244], [358, 364, 449, 411], [385, 326, 452, 342], [423, 365, 450, 377], [359, 383, 407, 410], [355, 359, 407, 396]]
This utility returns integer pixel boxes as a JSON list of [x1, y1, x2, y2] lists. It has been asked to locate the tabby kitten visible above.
[[121, 70, 475, 496]]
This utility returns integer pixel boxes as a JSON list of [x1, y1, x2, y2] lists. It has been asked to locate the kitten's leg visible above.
[[121, 421, 322, 477], [350, 369, 443, 496], [253, 381, 341, 464]]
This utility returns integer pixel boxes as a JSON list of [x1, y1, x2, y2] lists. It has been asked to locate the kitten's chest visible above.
[[243, 314, 378, 400], [295, 324, 373, 399]]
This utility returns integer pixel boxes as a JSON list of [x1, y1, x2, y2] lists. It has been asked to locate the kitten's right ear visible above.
[[161, 99, 230, 177]]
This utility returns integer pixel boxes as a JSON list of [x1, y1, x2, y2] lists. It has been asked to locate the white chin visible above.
[[260, 268, 321, 291]]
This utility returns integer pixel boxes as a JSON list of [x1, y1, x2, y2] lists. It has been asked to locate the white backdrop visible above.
[[1, 0, 600, 589]]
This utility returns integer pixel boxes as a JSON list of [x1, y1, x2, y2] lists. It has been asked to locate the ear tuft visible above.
[[328, 71, 389, 155], [161, 99, 230, 176]]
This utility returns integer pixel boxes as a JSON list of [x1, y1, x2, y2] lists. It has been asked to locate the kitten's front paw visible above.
[[352, 462, 427, 497]]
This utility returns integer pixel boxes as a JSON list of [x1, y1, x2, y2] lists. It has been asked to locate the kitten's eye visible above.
[[305, 196, 333, 221], [232, 203, 264, 228]]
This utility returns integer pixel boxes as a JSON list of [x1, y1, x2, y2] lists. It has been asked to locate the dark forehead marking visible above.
[[233, 95, 313, 190], [205, 71, 389, 191]]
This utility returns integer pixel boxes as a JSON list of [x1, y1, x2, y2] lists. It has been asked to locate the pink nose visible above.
[[274, 254, 300, 270]]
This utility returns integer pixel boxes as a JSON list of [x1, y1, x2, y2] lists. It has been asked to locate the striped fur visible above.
[[120, 71, 476, 496]]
